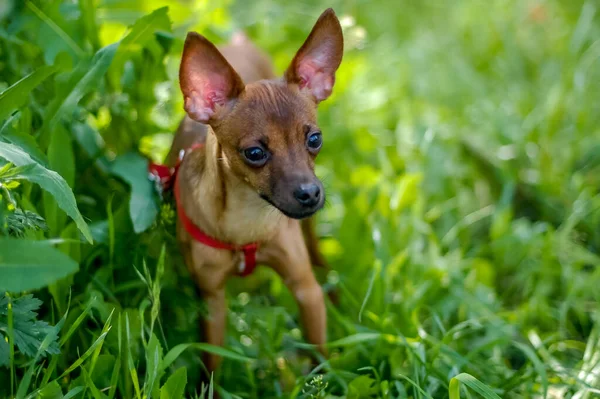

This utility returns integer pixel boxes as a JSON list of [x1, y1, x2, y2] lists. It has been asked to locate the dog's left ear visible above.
[[285, 8, 344, 103]]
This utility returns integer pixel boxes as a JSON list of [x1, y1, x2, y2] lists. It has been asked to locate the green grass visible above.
[[1, 0, 600, 398]]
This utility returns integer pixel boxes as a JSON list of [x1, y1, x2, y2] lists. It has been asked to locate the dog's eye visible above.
[[307, 132, 322, 152], [243, 147, 268, 166]]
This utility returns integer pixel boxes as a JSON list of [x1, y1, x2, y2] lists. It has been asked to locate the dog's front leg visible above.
[[182, 240, 230, 376], [287, 271, 327, 355], [265, 220, 328, 356], [200, 288, 227, 372]]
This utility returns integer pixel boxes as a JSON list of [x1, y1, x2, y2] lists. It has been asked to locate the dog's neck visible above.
[[179, 129, 283, 246]]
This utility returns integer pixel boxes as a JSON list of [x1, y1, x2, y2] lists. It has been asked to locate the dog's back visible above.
[[167, 33, 275, 166]]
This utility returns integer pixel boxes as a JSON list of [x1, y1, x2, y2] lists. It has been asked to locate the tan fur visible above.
[[170, 9, 343, 375]]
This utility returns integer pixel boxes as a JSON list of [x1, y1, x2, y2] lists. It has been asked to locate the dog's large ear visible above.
[[285, 8, 344, 103], [180, 32, 245, 124]]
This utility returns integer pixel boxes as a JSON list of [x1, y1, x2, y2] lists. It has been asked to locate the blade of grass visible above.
[[17, 317, 65, 399], [25, 1, 84, 58], [396, 374, 434, 399], [59, 297, 95, 346], [126, 313, 142, 399], [0, 66, 58, 122], [358, 259, 380, 322], [161, 343, 252, 371], [7, 293, 15, 398], [63, 386, 84, 399], [144, 334, 163, 399], [58, 320, 112, 378], [81, 365, 105, 399], [89, 309, 114, 376], [513, 342, 548, 399], [449, 377, 460, 399], [449, 373, 501, 399], [107, 348, 122, 399]]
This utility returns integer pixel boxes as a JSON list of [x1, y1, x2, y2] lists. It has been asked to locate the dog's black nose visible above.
[[294, 183, 321, 207]]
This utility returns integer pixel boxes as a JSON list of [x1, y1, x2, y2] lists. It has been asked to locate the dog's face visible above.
[[179, 9, 343, 219]]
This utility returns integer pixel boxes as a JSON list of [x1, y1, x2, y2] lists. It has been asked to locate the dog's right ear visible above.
[[179, 32, 245, 124]]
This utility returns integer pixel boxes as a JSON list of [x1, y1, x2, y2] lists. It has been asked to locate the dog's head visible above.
[[179, 9, 343, 219]]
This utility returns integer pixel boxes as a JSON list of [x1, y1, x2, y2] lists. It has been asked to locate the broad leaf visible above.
[[42, 42, 119, 137], [37, 381, 63, 399], [0, 142, 92, 243], [160, 367, 187, 399], [110, 7, 172, 81], [111, 152, 159, 233], [347, 375, 378, 399], [0, 294, 60, 366], [0, 238, 79, 292], [122, 7, 171, 49], [0, 131, 47, 166], [44, 125, 75, 236], [0, 65, 57, 123], [0, 332, 8, 367]]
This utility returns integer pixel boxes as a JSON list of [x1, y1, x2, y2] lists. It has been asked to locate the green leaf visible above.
[[328, 333, 383, 347], [0, 294, 60, 364], [63, 386, 84, 399], [122, 7, 171, 49], [0, 65, 57, 123], [79, 0, 100, 50], [125, 313, 142, 399], [37, 381, 62, 399], [4, 208, 47, 238], [0, 132, 47, 167], [15, 313, 65, 399], [0, 239, 78, 292], [110, 7, 171, 80], [0, 333, 8, 367], [44, 125, 75, 235], [81, 366, 106, 399], [59, 297, 94, 346], [41, 42, 119, 137], [162, 343, 252, 371], [26, 1, 84, 64], [107, 347, 121, 399], [111, 152, 159, 233], [145, 334, 164, 399], [449, 373, 501, 399], [513, 342, 548, 399], [397, 374, 435, 399], [0, 142, 92, 243], [59, 329, 110, 378], [160, 367, 187, 399], [347, 375, 378, 399]]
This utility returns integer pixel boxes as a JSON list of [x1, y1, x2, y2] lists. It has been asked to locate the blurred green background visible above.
[[1, 0, 600, 398]]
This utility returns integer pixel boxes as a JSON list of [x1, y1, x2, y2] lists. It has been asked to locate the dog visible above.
[[164, 8, 343, 374]]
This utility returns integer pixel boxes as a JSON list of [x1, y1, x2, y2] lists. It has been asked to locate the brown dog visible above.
[[166, 8, 343, 373]]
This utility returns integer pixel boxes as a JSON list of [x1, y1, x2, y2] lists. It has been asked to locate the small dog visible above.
[[164, 8, 343, 373]]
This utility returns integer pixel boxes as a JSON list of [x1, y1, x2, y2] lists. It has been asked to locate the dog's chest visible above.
[[218, 187, 282, 244]]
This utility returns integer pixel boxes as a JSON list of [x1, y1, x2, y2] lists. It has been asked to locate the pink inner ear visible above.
[[183, 75, 231, 123], [298, 60, 334, 102]]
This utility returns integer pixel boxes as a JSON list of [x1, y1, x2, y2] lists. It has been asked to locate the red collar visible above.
[[148, 144, 259, 277]]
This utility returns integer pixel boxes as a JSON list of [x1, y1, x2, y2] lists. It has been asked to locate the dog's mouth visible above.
[[259, 194, 323, 219]]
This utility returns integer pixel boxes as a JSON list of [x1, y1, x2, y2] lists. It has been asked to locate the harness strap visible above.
[[148, 144, 259, 277]]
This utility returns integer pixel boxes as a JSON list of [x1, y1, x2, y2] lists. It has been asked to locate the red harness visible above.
[[148, 144, 259, 277]]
